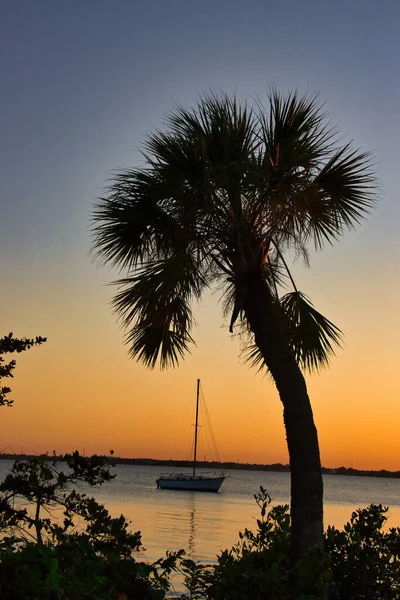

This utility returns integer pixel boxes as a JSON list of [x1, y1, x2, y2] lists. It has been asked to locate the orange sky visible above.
[[2, 233, 400, 471]]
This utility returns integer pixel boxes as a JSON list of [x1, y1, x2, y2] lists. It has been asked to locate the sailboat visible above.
[[156, 379, 226, 492]]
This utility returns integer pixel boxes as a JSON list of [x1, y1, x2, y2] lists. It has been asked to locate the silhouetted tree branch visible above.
[[0, 332, 46, 407]]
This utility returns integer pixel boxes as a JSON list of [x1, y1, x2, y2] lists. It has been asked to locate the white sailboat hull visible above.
[[156, 474, 225, 492]]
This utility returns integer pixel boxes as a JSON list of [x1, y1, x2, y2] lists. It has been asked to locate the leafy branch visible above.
[[0, 332, 46, 407]]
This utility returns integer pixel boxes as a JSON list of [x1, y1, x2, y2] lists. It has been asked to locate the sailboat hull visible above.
[[157, 380, 226, 493], [156, 475, 225, 492]]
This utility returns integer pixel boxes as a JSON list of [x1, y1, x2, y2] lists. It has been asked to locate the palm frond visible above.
[[92, 88, 376, 375], [242, 339, 268, 374], [145, 94, 259, 224], [124, 307, 193, 369], [112, 253, 207, 369], [250, 90, 336, 203], [264, 88, 337, 164], [307, 146, 377, 247], [246, 91, 377, 251], [92, 170, 186, 270], [280, 291, 343, 372]]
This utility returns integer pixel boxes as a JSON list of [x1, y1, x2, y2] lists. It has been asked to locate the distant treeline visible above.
[[0, 454, 399, 479]]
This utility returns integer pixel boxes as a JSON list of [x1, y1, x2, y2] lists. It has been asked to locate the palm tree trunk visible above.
[[244, 274, 323, 560]]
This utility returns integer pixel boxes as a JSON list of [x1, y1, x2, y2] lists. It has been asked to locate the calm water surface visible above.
[[1, 462, 400, 563]]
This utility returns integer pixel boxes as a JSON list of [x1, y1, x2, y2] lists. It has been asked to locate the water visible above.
[[1, 461, 400, 563]]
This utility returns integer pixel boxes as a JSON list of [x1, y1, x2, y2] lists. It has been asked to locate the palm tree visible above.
[[92, 91, 376, 559]]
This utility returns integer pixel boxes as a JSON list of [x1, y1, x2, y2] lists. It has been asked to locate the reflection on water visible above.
[[90, 465, 400, 563], [188, 509, 195, 555], [183, 493, 196, 555], [1, 461, 400, 564], [135, 487, 230, 562]]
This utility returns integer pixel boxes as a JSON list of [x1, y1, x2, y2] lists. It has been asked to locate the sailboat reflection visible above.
[[154, 491, 225, 562], [188, 508, 196, 555], [181, 493, 225, 560], [183, 491, 197, 556]]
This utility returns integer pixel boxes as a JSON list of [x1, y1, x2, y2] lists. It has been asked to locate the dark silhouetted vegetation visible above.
[[180, 488, 400, 599], [0, 453, 182, 599], [0, 332, 46, 407], [0, 463, 398, 599]]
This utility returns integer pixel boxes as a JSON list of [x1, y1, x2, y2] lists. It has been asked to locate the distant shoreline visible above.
[[0, 454, 399, 479]]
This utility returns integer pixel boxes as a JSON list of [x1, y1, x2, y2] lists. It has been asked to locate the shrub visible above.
[[0, 453, 182, 599], [326, 504, 400, 599], [181, 488, 400, 600]]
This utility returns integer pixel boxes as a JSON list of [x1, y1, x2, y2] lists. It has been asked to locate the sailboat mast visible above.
[[192, 379, 200, 477]]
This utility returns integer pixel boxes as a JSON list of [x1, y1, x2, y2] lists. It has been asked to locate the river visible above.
[[1, 461, 399, 563]]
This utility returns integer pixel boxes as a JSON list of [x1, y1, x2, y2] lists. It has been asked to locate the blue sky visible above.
[[1, 0, 398, 314], [2, 0, 399, 255]]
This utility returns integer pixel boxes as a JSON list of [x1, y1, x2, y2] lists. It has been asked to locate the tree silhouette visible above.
[[92, 91, 376, 557]]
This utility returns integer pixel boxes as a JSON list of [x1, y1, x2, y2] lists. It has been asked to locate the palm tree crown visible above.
[[92, 91, 375, 371]]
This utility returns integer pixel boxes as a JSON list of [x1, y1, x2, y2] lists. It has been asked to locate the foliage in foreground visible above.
[[181, 488, 400, 600], [0, 456, 399, 600], [0, 453, 182, 599]]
